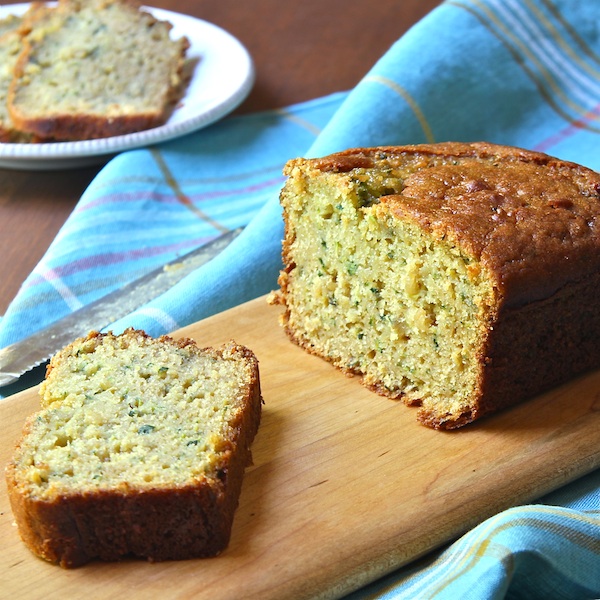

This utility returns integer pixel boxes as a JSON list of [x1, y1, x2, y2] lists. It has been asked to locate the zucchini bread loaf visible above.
[[7, 0, 189, 141], [5, 330, 262, 568], [273, 142, 600, 429]]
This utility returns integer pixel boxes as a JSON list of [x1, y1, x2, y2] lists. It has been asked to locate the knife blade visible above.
[[0, 227, 243, 387]]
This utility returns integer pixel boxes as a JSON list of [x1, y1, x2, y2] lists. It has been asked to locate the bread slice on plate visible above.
[[0, 14, 31, 142], [7, 0, 190, 141], [5, 329, 262, 568]]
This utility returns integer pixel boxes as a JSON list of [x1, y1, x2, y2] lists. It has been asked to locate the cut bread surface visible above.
[[6, 329, 262, 567]]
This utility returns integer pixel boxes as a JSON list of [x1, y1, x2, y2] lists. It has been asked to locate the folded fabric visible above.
[[1, 0, 599, 598]]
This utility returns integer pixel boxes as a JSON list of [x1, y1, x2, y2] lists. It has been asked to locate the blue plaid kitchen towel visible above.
[[1, 0, 599, 597]]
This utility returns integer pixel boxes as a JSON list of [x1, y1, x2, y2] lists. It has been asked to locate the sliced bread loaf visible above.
[[5, 329, 262, 567], [274, 142, 600, 429], [8, 0, 189, 141]]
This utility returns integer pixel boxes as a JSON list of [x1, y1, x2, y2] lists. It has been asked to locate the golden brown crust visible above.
[[6, 329, 262, 567], [296, 142, 600, 309], [5, 471, 245, 567]]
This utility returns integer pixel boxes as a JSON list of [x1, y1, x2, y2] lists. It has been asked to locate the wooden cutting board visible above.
[[2, 296, 600, 599]]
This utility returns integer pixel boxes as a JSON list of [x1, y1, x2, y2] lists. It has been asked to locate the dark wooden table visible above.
[[0, 0, 441, 315]]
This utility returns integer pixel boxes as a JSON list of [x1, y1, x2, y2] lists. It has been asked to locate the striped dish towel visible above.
[[1, 0, 599, 597]]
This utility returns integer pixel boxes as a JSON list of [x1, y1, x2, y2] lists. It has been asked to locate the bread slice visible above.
[[7, 0, 189, 141], [0, 14, 31, 142], [274, 142, 600, 429], [5, 330, 262, 568]]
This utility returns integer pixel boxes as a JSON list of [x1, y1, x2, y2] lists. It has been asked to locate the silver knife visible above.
[[0, 227, 243, 387]]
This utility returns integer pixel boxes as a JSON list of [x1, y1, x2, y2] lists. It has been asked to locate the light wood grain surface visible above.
[[0, 0, 442, 315], [2, 297, 600, 599]]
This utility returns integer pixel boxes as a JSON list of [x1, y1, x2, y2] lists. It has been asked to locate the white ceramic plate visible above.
[[0, 4, 254, 170]]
